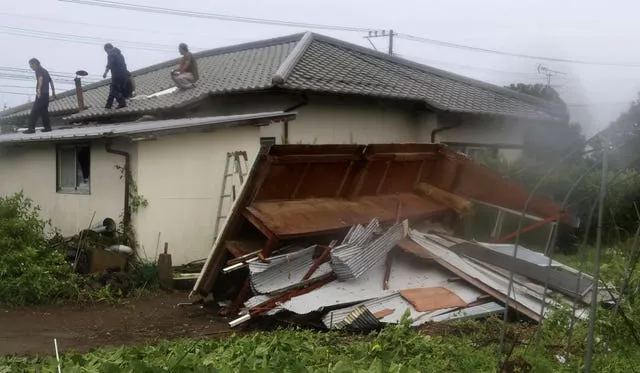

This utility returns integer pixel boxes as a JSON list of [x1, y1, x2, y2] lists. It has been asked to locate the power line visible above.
[[58, 0, 374, 32], [0, 25, 180, 53], [0, 91, 33, 96], [396, 33, 640, 68], [0, 11, 197, 38], [0, 66, 102, 80], [398, 54, 549, 79], [59, 0, 640, 69]]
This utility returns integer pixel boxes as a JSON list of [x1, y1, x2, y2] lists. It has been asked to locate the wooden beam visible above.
[[269, 154, 361, 164]]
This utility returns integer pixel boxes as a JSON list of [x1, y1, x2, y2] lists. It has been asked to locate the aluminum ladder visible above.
[[213, 151, 249, 240]]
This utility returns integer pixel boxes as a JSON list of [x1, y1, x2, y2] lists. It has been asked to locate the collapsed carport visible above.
[[193, 143, 611, 329]]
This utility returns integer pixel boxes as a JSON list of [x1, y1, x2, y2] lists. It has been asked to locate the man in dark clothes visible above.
[[102, 43, 128, 109], [25, 58, 55, 134]]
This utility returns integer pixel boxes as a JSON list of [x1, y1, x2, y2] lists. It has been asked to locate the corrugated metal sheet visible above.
[[343, 219, 380, 245], [323, 296, 505, 329], [249, 245, 333, 295], [0, 112, 295, 144], [247, 244, 307, 273], [330, 305, 381, 331], [331, 222, 405, 280]]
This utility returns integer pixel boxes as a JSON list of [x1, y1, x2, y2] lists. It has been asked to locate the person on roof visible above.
[[25, 58, 56, 134], [123, 73, 136, 99], [102, 43, 128, 109], [171, 43, 198, 90]]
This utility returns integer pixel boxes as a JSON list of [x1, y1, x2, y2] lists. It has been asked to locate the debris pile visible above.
[[192, 144, 614, 330]]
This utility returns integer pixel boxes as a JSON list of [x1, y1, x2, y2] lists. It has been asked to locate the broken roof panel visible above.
[[1, 33, 564, 124], [248, 245, 333, 295], [478, 243, 563, 267], [273, 253, 484, 315]]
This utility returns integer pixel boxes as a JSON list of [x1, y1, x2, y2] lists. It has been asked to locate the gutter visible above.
[[105, 140, 131, 228], [282, 94, 309, 144], [431, 122, 464, 143]]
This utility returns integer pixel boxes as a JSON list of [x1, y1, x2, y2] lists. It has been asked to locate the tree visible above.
[[506, 83, 585, 163]]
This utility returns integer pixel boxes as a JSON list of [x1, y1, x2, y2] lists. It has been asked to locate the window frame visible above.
[[56, 143, 91, 195]]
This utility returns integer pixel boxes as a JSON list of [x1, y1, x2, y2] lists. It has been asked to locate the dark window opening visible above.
[[57, 144, 91, 193]]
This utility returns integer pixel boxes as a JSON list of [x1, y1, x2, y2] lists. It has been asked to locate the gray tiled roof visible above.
[[0, 32, 564, 124], [284, 39, 559, 120]]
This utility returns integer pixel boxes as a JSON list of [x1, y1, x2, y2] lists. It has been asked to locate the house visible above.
[[0, 32, 566, 265]]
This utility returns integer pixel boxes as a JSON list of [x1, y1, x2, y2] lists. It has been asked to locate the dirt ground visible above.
[[0, 291, 233, 356]]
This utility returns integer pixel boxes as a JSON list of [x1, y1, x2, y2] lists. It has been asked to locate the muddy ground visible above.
[[0, 291, 232, 356]]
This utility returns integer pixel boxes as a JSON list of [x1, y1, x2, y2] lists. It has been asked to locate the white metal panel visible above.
[[278, 253, 484, 315]]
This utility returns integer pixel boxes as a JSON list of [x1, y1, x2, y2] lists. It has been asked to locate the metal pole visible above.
[[585, 146, 608, 373], [533, 160, 601, 350], [388, 30, 394, 55]]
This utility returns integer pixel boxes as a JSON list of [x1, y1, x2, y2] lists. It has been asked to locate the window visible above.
[[260, 137, 276, 153], [465, 146, 494, 162], [443, 143, 499, 163], [57, 144, 90, 193]]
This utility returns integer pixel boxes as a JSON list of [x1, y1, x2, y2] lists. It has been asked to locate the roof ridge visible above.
[[272, 32, 314, 86], [310, 33, 565, 118]]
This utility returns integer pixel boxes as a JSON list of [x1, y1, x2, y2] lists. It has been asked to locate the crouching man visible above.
[[171, 43, 198, 90]]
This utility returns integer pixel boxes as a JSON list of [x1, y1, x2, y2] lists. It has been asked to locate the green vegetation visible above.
[[0, 192, 78, 306], [2, 238, 640, 371], [0, 309, 639, 372], [0, 192, 158, 306]]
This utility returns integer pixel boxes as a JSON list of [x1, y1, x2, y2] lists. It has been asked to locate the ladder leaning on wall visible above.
[[213, 151, 249, 241]]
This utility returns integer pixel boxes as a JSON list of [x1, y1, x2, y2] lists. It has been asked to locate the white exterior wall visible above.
[[435, 116, 527, 161], [133, 126, 261, 265], [0, 141, 125, 235], [283, 102, 418, 144]]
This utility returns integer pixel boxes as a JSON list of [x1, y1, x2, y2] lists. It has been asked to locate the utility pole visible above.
[[364, 29, 395, 55], [537, 64, 565, 87]]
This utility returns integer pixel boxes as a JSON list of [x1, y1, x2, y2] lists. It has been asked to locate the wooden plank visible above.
[[448, 242, 593, 297], [416, 182, 472, 214], [365, 153, 440, 162], [246, 193, 449, 238], [400, 287, 467, 312], [225, 241, 262, 259], [373, 309, 395, 319], [269, 154, 361, 164]]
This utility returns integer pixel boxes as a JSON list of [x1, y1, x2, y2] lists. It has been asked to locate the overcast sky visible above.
[[1, 0, 639, 134]]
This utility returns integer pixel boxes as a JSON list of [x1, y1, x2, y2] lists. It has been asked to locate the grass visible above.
[[2, 314, 640, 373]]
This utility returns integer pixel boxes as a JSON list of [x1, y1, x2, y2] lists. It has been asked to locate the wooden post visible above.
[[157, 242, 173, 290]]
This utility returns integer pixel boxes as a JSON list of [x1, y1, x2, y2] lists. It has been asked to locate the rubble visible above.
[[191, 143, 614, 330]]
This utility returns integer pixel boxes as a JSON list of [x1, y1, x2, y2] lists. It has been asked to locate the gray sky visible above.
[[2, 0, 639, 134]]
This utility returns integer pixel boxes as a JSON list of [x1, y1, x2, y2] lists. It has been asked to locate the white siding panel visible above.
[[133, 126, 260, 265], [0, 141, 125, 235], [289, 103, 418, 144]]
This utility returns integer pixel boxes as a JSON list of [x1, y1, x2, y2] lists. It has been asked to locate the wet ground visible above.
[[0, 291, 233, 356]]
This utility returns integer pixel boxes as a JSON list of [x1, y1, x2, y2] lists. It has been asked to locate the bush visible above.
[[0, 193, 78, 306]]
